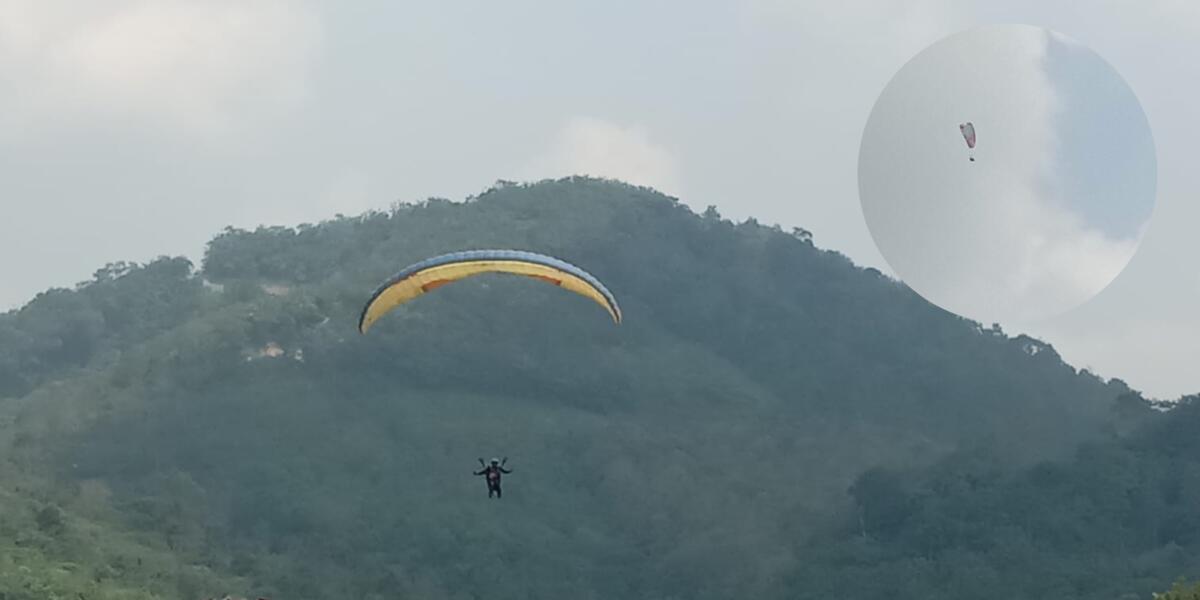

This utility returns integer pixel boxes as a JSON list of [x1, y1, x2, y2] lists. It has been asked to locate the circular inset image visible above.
[[859, 25, 1156, 325]]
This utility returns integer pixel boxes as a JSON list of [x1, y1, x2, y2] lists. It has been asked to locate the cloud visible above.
[[955, 190, 1142, 324], [0, 0, 322, 143], [521, 117, 682, 197]]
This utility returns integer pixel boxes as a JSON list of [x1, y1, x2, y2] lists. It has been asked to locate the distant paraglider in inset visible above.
[[959, 122, 976, 162]]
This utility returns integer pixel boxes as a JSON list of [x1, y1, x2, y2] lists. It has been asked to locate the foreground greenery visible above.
[[1157, 580, 1200, 599], [792, 394, 1200, 599], [0, 469, 243, 598], [0, 178, 1195, 598]]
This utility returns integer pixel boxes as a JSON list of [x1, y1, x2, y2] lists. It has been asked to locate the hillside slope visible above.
[[0, 178, 1139, 598]]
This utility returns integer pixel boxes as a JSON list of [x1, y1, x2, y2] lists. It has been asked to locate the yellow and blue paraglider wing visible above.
[[358, 250, 622, 333]]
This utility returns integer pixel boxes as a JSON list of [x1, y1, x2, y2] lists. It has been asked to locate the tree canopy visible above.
[[0, 178, 1191, 599]]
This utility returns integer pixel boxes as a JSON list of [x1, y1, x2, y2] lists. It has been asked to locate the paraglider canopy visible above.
[[959, 122, 976, 162], [358, 249, 622, 334]]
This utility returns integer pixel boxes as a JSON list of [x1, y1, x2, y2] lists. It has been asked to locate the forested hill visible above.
[[0, 177, 1161, 599], [200, 177, 1125, 456]]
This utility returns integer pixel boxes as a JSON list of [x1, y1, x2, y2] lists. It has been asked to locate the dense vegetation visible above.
[[0, 177, 1194, 598], [792, 394, 1200, 599]]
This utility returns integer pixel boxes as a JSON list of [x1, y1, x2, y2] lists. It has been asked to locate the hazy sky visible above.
[[859, 25, 1155, 325], [1, 1, 1196, 399]]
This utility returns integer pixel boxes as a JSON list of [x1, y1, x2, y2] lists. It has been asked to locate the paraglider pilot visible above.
[[475, 457, 512, 498], [959, 122, 976, 162]]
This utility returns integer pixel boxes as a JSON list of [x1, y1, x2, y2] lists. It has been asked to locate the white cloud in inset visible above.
[[0, 0, 322, 142], [522, 117, 682, 197]]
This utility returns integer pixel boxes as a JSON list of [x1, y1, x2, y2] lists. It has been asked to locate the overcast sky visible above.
[[1, 1, 1196, 399]]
